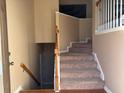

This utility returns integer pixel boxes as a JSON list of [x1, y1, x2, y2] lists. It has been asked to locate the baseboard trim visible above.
[[92, 52, 113, 93], [92, 52, 105, 81], [60, 38, 89, 54], [14, 86, 24, 93], [60, 45, 71, 54], [104, 86, 112, 93]]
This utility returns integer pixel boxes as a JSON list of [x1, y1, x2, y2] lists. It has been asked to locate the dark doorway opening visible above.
[[59, 4, 87, 18], [38, 43, 55, 89]]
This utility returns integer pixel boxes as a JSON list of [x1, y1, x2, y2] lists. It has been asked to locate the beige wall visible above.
[[60, 0, 92, 18], [34, 0, 59, 43], [0, 28, 3, 93], [0, 76, 3, 93], [57, 13, 79, 50], [0, 48, 3, 93], [0, 75, 3, 93], [94, 32, 124, 93], [57, 13, 92, 50], [6, 0, 40, 93], [92, 1, 124, 93], [79, 19, 92, 41]]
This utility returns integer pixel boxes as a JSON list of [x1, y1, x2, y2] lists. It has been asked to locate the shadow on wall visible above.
[[0, 63, 3, 93], [0, 63, 2, 76]]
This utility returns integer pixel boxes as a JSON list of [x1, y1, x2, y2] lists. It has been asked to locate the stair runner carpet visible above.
[[60, 42, 105, 90]]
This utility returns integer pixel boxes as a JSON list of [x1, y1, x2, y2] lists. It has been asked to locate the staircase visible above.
[[20, 41, 106, 93], [60, 40, 105, 93]]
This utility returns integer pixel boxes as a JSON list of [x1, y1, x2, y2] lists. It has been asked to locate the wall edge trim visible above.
[[14, 86, 24, 93], [92, 52, 105, 81], [60, 39, 88, 54], [104, 86, 112, 93]]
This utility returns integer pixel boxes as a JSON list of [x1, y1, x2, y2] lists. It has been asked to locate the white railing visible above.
[[96, 0, 124, 34]]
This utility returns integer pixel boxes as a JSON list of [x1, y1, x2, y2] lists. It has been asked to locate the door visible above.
[[0, 0, 11, 93], [38, 43, 55, 89]]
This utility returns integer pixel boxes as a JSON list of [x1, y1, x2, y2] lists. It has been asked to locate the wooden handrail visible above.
[[20, 63, 40, 86], [54, 25, 60, 92], [55, 26, 60, 49]]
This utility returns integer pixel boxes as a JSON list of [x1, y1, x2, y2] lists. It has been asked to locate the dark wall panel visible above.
[[38, 43, 55, 89]]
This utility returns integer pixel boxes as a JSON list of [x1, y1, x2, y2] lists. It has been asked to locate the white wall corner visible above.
[[92, 52, 113, 93], [92, 52, 105, 81], [14, 86, 24, 93], [104, 86, 112, 93]]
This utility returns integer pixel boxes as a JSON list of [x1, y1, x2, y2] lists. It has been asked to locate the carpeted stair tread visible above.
[[72, 43, 92, 48], [61, 77, 103, 82], [61, 52, 92, 56], [61, 54, 94, 62], [61, 78, 104, 90], [61, 61, 97, 69], [61, 69, 100, 79], [60, 41, 105, 90], [61, 60, 96, 64], [61, 68, 100, 73], [69, 47, 92, 53]]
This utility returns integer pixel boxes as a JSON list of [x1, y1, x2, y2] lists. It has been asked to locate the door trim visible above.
[[0, 0, 11, 93]]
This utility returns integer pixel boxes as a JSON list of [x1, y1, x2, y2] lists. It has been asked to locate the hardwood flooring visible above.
[[20, 89, 106, 93]]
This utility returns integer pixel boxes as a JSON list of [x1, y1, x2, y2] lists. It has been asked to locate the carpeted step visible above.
[[61, 78, 104, 90], [60, 89, 106, 93], [60, 41, 105, 91], [61, 61, 97, 69], [61, 68, 100, 79], [72, 43, 92, 48], [60, 53, 91, 56], [60, 53, 94, 62], [69, 47, 92, 53]]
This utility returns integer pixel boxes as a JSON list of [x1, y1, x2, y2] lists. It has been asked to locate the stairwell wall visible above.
[[57, 12, 93, 51], [79, 19, 92, 41], [6, 0, 40, 93], [34, 0, 59, 43], [0, 76, 3, 93], [92, 1, 124, 93], [56, 13, 79, 51]]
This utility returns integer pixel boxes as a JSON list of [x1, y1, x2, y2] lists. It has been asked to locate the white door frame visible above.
[[0, 0, 11, 93]]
